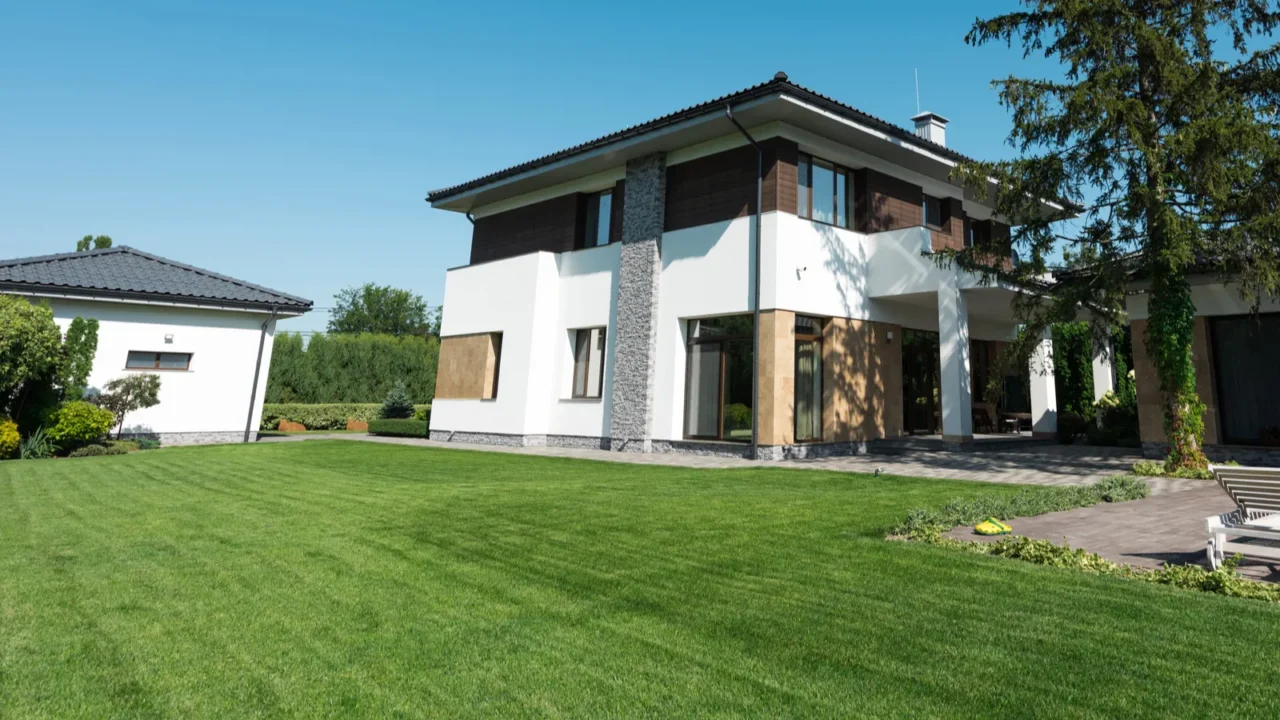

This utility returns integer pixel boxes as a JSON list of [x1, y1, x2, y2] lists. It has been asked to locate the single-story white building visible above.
[[0, 246, 311, 445]]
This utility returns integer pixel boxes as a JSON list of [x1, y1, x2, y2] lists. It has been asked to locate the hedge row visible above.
[[368, 419, 429, 437], [266, 332, 438, 404], [260, 403, 431, 431]]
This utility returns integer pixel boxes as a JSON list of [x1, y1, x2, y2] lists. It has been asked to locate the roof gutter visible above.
[[725, 103, 764, 461]]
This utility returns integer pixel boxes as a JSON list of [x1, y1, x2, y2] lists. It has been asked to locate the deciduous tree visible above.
[[327, 283, 431, 337]]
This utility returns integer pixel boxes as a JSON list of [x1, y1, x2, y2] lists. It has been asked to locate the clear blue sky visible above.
[[1, 0, 1046, 333]]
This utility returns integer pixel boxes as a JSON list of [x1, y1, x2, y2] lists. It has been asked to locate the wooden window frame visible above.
[[486, 333, 502, 399], [793, 316, 825, 443], [124, 351, 192, 371], [797, 153, 852, 229], [570, 327, 607, 399]]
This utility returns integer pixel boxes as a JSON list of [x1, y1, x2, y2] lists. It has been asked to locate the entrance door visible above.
[[902, 329, 941, 435]]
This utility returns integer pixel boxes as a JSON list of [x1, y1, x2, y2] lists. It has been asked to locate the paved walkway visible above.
[[946, 484, 1279, 581], [260, 433, 1200, 495]]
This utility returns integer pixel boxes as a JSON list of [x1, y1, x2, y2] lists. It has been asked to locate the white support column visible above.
[[938, 271, 973, 443], [1092, 337, 1115, 403], [1030, 328, 1058, 437]]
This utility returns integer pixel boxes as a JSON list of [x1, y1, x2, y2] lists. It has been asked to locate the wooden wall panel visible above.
[[756, 310, 796, 446], [856, 168, 923, 233], [664, 145, 758, 232], [470, 195, 582, 265], [435, 333, 501, 400], [822, 318, 903, 441]]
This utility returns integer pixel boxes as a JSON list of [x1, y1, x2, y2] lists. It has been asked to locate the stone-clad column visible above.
[[609, 154, 666, 452]]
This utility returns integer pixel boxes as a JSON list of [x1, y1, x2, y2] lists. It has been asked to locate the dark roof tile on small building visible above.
[[0, 246, 312, 311]]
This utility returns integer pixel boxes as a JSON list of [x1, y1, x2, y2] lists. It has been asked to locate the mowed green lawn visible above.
[[2, 442, 1278, 718]]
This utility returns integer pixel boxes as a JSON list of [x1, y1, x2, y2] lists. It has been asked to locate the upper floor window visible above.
[[923, 194, 943, 229], [797, 154, 851, 229], [968, 220, 990, 248], [585, 190, 612, 247]]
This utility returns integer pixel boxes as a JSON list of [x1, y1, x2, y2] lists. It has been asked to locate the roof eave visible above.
[[1, 283, 312, 315]]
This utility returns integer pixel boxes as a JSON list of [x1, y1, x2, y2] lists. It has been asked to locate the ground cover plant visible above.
[[2, 441, 1278, 718]]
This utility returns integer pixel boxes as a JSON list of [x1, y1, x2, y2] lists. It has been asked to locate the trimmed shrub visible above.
[[47, 401, 115, 449], [136, 438, 161, 451], [68, 444, 128, 458], [893, 475, 1150, 540], [260, 403, 430, 431], [0, 417, 18, 459], [380, 380, 414, 419], [413, 405, 431, 423], [1056, 411, 1089, 444], [368, 419, 429, 437], [724, 403, 751, 431], [106, 440, 141, 452]]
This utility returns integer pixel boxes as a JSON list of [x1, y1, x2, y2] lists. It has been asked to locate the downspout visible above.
[[725, 105, 764, 460], [244, 306, 277, 443]]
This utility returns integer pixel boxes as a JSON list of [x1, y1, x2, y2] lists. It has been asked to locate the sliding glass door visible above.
[[1211, 314, 1280, 445], [683, 316, 754, 441]]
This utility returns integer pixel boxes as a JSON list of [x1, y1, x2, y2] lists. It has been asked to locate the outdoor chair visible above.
[[1205, 464, 1280, 570]]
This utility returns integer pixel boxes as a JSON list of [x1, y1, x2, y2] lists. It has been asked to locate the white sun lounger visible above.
[[1205, 464, 1280, 570]]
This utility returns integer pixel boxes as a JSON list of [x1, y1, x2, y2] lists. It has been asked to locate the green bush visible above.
[[893, 475, 1150, 540], [926, 536, 1279, 604], [106, 440, 141, 452], [136, 438, 161, 451], [380, 380, 415, 419], [265, 332, 439, 404], [68, 444, 128, 458], [1131, 460, 1212, 479], [1056, 411, 1089, 444], [367, 419, 429, 437], [724, 403, 752, 431], [413, 406, 431, 423], [47, 401, 115, 449], [0, 417, 18, 459], [19, 427, 57, 459], [259, 403, 431, 431]]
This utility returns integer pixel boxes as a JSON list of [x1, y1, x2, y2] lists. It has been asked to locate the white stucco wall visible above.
[[432, 244, 620, 439], [33, 297, 277, 438], [1125, 280, 1280, 320]]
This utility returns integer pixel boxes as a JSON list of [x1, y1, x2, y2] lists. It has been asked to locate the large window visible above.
[[794, 316, 824, 442], [126, 351, 192, 371], [684, 315, 754, 441], [570, 327, 607, 399], [797, 154, 851, 229], [584, 190, 612, 247], [1212, 314, 1280, 445]]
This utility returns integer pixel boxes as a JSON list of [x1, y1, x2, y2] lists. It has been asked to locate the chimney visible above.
[[911, 111, 949, 147]]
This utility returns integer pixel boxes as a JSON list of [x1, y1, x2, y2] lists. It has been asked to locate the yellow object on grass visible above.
[[974, 517, 1012, 536]]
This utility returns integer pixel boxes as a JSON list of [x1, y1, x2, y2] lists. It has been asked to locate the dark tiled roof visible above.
[[0, 246, 312, 311], [426, 72, 977, 203]]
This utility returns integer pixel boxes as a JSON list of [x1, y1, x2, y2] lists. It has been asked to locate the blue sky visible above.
[[1, 0, 1045, 333]]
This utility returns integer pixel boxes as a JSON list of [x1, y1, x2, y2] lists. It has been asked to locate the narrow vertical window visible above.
[[794, 316, 824, 442], [835, 170, 848, 229], [797, 155, 811, 220], [571, 327, 607, 398], [924, 194, 942, 228], [812, 159, 836, 224], [584, 190, 612, 247]]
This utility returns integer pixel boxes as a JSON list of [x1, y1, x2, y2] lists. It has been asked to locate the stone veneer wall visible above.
[[608, 153, 667, 452], [123, 431, 247, 447]]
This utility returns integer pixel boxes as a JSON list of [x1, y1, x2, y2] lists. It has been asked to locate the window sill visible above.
[[561, 396, 603, 403], [123, 368, 192, 372]]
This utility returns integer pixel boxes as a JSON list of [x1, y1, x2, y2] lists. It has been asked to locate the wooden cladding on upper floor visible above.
[[467, 139, 1009, 265], [469, 180, 624, 265]]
